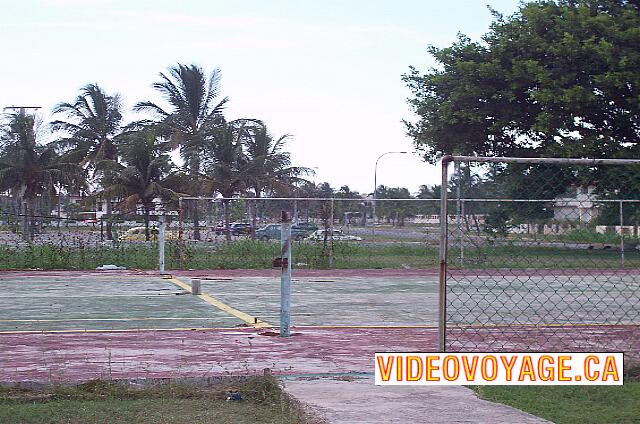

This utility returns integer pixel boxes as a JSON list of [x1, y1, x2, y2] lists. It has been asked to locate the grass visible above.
[[0, 377, 315, 424], [514, 228, 629, 245], [472, 366, 640, 424], [473, 383, 640, 424], [1, 239, 639, 270]]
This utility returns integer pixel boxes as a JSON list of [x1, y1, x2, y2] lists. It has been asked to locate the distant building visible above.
[[553, 186, 600, 223]]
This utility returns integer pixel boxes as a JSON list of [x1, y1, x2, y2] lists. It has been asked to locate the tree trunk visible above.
[[22, 199, 29, 242], [223, 199, 231, 241], [250, 198, 259, 240], [144, 206, 151, 241], [105, 198, 113, 240], [190, 157, 201, 241], [192, 204, 201, 241], [249, 186, 263, 240]]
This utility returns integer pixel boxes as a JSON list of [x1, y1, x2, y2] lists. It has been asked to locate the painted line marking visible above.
[[168, 276, 271, 328], [0, 326, 255, 335], [0, 294, 184, 298], [451, 322, 640, 328], [0, 317, 239, 323], [0, 323, 635, 335]]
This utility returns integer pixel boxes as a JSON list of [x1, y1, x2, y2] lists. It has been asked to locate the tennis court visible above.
[[0, 269, 637, 383]]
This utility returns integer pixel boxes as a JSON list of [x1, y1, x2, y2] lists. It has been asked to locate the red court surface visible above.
[[0, 269, 637, 383], [1, 325, 637, 383], [0, 327, 436, 382]]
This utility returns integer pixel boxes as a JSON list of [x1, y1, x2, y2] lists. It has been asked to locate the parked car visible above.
[[214, 222, 252, 236], [119, 226, 178, 241], [306, 229, 362, 241], [294, 222, 318, 232], [255, 224, 314, 241]]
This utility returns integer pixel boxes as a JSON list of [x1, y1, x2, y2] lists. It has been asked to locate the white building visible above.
[[553, 186, 600, 223]]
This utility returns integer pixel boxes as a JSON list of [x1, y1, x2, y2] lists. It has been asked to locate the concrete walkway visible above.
[[283, 376, 550, 424]]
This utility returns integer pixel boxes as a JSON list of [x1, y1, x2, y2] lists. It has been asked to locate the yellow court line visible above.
[[168, 276, 271, 328], [294, 324, 439, 329], [294, 323, 639, 329], [452, 322, 640, 329], [0, 326, 249, 335], [0, 323, 635, 335], [0, 317, 238, 323]]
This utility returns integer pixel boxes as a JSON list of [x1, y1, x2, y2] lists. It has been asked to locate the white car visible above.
[[307, 229, 362, 241]]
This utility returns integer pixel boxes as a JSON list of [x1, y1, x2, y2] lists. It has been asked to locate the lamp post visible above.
[[373, 151, 408, 223]]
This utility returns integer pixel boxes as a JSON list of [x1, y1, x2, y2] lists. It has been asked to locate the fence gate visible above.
[[439, 156, 640, 359]]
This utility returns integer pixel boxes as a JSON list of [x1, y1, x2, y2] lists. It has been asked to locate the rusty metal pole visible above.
[[455, 161, 462, 266], [280, 210, 292, 337], [438, 157, 451, 352]]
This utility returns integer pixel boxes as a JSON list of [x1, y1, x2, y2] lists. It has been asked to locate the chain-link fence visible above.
[[171, 197, 440, 270], [0, 209, 163, 270], [439, 156, 640, 358]]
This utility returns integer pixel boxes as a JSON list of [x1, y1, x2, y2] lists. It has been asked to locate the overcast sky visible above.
[[0, 0, 521, 195]]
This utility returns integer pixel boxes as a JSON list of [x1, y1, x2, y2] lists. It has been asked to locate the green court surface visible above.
[[0, 271, 637, 333], [0, 274, 246, 332], [198, 277, 439, 327]]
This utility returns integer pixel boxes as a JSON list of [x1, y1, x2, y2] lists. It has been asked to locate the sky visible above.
[[0, 0, 522, 195]]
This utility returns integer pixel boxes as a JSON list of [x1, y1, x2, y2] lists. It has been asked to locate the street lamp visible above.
[[373, 151, 408, 223]]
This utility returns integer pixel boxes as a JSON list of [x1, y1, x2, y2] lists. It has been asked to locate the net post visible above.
[[438, 156, 452, 352], [280, 210, 292, 337]]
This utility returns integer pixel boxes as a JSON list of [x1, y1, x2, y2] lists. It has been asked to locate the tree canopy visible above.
[[403, 0, 640, 162]]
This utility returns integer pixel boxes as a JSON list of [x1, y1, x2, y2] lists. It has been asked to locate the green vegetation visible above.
[[2, 239, 639, 270], [516, 228, 626, 245], [0, 377, 311, 424], [473, 382, 640, 424], [405, 0, 639, 162]]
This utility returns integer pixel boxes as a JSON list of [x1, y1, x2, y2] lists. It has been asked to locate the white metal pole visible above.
[[373, 151, 408, 225], [280, 211, 292, 337]]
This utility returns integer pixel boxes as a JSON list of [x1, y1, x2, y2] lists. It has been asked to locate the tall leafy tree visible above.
[[0, 112, 83, 240], [98, 130, 176, 240], [134, 63, 228, 240], [404, 0, 640, 162], [51, 83, 123, 239]]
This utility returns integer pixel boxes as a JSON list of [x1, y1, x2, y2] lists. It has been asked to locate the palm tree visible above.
[[242, 122, 312, 236], [98, 130, 176, 240], [51, 83, 123, 240], [0, 112, 83, 240], [201, 119, 249, 240], [134, 63, 228, 240]]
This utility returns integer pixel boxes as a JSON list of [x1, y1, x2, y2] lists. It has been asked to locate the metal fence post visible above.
[[438, 157, 451, 352], [329, 198, 334, 269], [620, 200, 625, 266], [455, 161, 462, 266], [280, 210, 292, 337], [158, 214, 166, 274], [460, 200, 465, 266]]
